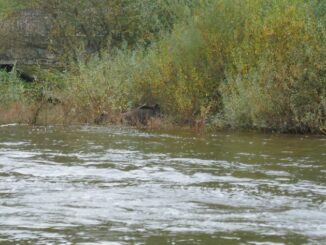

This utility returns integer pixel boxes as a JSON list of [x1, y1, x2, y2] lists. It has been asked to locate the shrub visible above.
[[1, 0, 325, 133], [0, 70, 25, 105]]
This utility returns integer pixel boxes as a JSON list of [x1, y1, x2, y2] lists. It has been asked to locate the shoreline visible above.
[[1, 120, 325, 136], [0, 98, 325, 136]]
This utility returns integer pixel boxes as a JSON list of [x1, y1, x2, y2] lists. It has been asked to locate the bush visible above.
[[0, 70, 25, 105], [219, 0, 326, 132], [1, 0, 325, 133], [59, 0, 325, 132]]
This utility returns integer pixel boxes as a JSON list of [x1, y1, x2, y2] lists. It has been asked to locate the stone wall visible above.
[[0, 9, 55, 65]]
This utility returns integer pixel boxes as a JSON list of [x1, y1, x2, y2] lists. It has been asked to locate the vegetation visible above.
[[0, 0, 325, 133]]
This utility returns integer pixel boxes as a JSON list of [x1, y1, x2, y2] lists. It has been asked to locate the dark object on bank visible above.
[[122, 104, 160, 125], [18, 71, 35, 82], [0, 64, 35, 82], [0, 64, 13, 72], [95, 111, 109, 124], [47, 96, 62, 105]]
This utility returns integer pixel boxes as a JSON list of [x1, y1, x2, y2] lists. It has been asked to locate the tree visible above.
[[34, 0, 180, 63]]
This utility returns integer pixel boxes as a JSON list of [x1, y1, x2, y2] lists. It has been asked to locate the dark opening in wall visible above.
[[0, 64, 35, 82], [0, 64, 14, 72]]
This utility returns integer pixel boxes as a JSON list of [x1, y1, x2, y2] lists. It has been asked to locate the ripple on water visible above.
[[0, 126, 325, 244]]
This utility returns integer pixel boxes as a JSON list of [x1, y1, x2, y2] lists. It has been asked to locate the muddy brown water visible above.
[[0, 125, 325, 244]]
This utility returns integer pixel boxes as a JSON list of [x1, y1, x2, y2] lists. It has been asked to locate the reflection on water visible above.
[[0, 125, 325, 244]]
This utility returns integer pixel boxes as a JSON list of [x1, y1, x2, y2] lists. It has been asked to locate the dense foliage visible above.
[[0, 0, 325, 133], [0, 0, 187, 62]]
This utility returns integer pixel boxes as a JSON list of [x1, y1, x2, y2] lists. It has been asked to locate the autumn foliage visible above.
[[1, 0, 325, 133]]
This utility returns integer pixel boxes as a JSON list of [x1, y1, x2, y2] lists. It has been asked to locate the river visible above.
[[0, 125, 325, 244]]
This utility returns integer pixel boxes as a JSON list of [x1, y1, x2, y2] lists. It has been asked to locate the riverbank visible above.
[[1, 0, 325, 134], [1, 103, 325, 135]]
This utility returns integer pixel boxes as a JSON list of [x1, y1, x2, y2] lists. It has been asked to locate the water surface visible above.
[[0, 125, 325, 244]]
